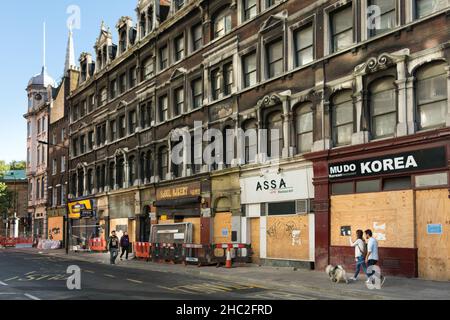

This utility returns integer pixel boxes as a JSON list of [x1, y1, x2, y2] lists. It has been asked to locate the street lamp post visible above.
[[38, 140, 70, 255]]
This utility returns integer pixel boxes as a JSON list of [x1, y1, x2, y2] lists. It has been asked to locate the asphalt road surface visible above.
[[0, 250, 337, 300]]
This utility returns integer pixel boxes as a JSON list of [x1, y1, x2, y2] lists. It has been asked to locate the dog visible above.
[[325, 264, 348, 284]]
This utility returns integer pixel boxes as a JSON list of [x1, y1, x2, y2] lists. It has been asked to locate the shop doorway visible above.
[[250, 218, 260, 264], [139, 206, 151, 242], [416, 189, 450, 281]]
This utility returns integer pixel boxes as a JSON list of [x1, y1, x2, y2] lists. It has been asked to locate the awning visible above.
[[154, 196, 202, 208]]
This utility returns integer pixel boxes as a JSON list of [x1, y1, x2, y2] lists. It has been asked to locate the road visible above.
[[0, 250, 335, 300]]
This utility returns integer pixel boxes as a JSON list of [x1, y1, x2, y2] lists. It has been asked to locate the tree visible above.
[[9, 161, 26, 170]]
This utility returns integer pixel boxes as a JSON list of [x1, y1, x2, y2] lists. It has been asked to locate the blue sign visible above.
[[427, 224, 443, 235]]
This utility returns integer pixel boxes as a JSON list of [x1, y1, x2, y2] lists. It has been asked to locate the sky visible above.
[[0, 0, 137, 163]]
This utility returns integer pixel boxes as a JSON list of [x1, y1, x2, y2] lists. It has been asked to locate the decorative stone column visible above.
[[396, 57, 408, 137]]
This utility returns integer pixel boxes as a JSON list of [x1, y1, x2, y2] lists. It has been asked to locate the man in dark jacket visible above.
[[120, 231, 130, 261], [108, 231, 119, 265]]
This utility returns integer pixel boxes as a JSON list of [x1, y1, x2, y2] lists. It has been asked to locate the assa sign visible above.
[[329, 147, 446, 180]]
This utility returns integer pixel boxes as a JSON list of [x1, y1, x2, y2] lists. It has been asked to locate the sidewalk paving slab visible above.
[[8, 248, 450, 300]]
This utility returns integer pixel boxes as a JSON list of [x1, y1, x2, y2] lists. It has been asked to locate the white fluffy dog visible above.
[[326, 265, 349, 284]]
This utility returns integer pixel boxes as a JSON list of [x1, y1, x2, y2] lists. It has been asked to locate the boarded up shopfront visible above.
[[326, 145, 449, 279], [155, 179, 211, 244], [109, 192, 138, 245], [240, 166, 315, 268]]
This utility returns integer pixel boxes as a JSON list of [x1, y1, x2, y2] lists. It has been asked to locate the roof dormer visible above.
[[79, 52, 95, 83], [116, 16, 136, 56], [94, 21, 117, 73]]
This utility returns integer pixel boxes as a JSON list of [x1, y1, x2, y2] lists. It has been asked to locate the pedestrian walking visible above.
[[120, 231, 130, 261], [108, 231, 119, 265], [348, 229, 368, 281], [365, 229, 385, 286]]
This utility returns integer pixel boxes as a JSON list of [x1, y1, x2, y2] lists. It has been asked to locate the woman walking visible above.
[[349, 229, 367, 281]]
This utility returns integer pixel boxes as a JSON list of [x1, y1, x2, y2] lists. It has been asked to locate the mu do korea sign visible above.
[[329, 147, 447, 180]]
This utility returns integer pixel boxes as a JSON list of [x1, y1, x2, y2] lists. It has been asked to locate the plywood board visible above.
[[213, 212, 232, 244], [250, 218, 261, 264], [331, 190, 414, 248], [416, 189, 450, 281], [266, 215, 310, 261], [183, 217, 201, 244], [48, 217, 64, 241]]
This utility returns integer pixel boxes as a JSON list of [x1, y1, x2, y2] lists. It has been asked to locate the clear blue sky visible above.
[[0, 0, 137, 163]]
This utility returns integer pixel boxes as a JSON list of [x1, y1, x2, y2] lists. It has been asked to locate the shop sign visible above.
[[240, 168, 314, 204], [329, 147, 446, 180], [68, 199, 94, 219], [157, 182, 201, 200]]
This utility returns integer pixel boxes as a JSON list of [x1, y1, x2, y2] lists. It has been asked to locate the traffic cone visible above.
[[225, 248, 232, 268]]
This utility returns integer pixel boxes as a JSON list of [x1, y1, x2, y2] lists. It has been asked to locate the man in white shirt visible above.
[[365, 229, 385, 286]]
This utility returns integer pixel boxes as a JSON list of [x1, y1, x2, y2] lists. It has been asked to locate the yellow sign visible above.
[[157, 182, 201, 200], [68, 200, 93, 219], [161, 215, 168, 221]]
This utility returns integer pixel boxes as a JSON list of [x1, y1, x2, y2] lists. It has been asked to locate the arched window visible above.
[[109, 162, 115, 189], [116, 157, 125, 189], [77, 169, 84, 196], [70, 174, 77, 195], [416, 61, 448, 130], [331, 91, 354, 147], [159, 147, 168, 181], [171, 135, 184, 178], [267, 111, 283, 159], [96, 166, 101, 191], [213, 7, 232, 39], [36, 178, 40, 199], [140, 153, 146, 182], [129, 156, 136, 186], [101, 165, 106, 190], [87, 169, 93, 195], [369, 77, 396, 139], [243, 119, 258, 164], [295, 102, 314, 153], [223, 126, 234, 167], [146, 151, 153, 181]]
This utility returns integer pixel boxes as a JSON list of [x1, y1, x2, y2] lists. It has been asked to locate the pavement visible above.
[[1, 247, 449, 300]]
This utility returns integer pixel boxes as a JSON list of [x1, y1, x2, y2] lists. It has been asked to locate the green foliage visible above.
[[0, 182, 12, 217], [9, 161, 26, 170]]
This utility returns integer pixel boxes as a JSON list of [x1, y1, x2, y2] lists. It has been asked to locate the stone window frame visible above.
[[360, 0, 401, 41], [289, 14, 316, 70], [323, 0, 357, 56]]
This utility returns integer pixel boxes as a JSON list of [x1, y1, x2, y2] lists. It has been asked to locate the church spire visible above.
[[64, 24, 76, 76]]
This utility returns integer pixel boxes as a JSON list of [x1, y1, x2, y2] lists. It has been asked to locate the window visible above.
[[330, 5, 353, 53], [159, 147, 168, 180], [88, 131, 95, 150], [129, 67, 137, 88], [356, 179, 381, 193], [268, 201, 296, 215], [129, 110, 137, 134], [295, 103, 314, 153], [110, 120, 117, 141], [416, 62, 447, 130], [129, 156, 136, 186], [116, 158, 125, 189], [142, 57, 154, 81], [267, 112, 283, 159], [88, 94, 95, 112], [36, 178, 40, 199], [110, 79, 117, 99], [119, 30, 127, 53], [96, 123, 107, 145], [174, 35, 185, 62], [87, 169, 93, 194], [61, 156, 66, 173], [119, 115, 126, 138], [415, 172, 448, 187], [145, 151, 153, 181], [174, 87, 184, 116], [140, 102, 152, 128], [191, 23, 203, 51], [159, 95, 168, 122], [37, 119, 41, 134], [61, 128, 66, 141], [332, 91, 354, 146], [415, 0, 448, 19], [52, 159, 57, 175], [383, 176, 412, 191], [331, 182, 353, 195], [243, 0, 257, 21], [140, 13, 147, 38], [213, 9, 232, 39], [41, 178, 45, 199], [27, 121, 31, 137], [61, 185, 66, 205], [159, 45, 168, 70], [119, 73, 127, 94], [72, 138, 78, 157], [52, 133, 57, 145], [243, 52, 257, 88], [265, 0, 279, 9], [223, 63, 233, 96], [211, 69, 221, 100], [80, 100, 87, 117], [109, 162, 115, 189], [368, 0, 396, 37], [52, 189, 57, 207], [72, 105, 79, 122], [294, 24, 314, 67], [100, 87, 107, 106], [243, 119, 258, 164], [369, 77, 397, 139], [79, 134, 86, 154], [266, 39, 284, 78], [192, 78, 203, 109]]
